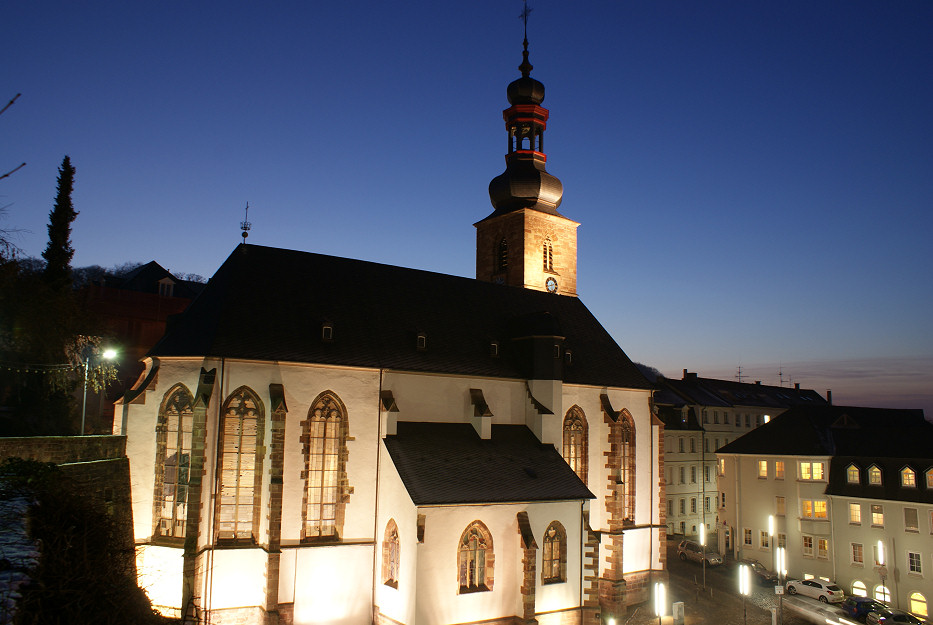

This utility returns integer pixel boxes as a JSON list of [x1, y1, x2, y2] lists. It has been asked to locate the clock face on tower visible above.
[[545, 277, 558, 293]]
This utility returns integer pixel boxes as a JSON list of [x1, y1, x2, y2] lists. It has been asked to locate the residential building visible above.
[[718, 405, 933, 620]]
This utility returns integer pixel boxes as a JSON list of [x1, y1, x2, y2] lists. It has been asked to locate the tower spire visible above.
[[519, 1, 533, 77]]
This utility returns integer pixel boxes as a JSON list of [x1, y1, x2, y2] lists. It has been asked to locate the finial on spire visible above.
[[518, 0, 534, 77], [240, 202, 251, 242]]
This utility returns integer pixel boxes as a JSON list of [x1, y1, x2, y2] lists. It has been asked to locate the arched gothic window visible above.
[[154, 384, 194, 539], [620, 410, 636, 523], [216, 386, 264, 542], [543, 237, 553, 271], [496, 238, 509, 273], [542, 521, 567, 584], [562, 406, 587, 482], [302, 392, 350, 540], [383, 519, 400, 588], [458, 521, 493, 593]]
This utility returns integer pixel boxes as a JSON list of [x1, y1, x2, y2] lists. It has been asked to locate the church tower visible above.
[[475, 32, 579, 296]]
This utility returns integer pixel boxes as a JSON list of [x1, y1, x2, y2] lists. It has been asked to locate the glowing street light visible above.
[[739, 563, 751, 625], [776, 546, 787, 624], [699, 521, 707, 590], [654, 581, 666, 625], [80, 346, 116, 435]]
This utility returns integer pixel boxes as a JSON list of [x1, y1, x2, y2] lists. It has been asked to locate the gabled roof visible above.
[[383, 422, 595, 505], [717, 405, 930, 457], [149, 244, 651, 389], [657, 375, 826, 410]]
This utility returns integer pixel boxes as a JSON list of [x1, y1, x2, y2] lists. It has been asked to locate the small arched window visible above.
[[543, 238, 553, 271], [846, 464, 860, 484], [851, 580, 867, 597], [874, 585, 891, 602], [542, 521, 567, 584], [910, 592, 928, 617], [901, 466, 916, 487], [496, 238, 509, 273], [562, 406, 587, 482], [154, 384, 195, 539], [382, 519, 400, 588], [458, 521, 493, 593]]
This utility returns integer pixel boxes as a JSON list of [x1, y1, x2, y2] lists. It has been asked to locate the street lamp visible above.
[[654, 581, 666, 625], [699, 521, 707, 590], [877, 540, 888, 602], [739, 563, 751, 625], [80, 347, 116, 435], [776, 546, 786, 624]]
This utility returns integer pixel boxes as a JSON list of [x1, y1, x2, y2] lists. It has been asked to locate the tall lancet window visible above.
[[620, 410, 636, 523], [542, 521, 567, 584], [562, 406, 587, 483], [303, 392, 350, 540], [216, 386, 264, 542], [154, 384, 194, 539], [458, 521, 494, 593], [383, 519, 400, 588], [543, 237, 554, 271], [496, 237, 509, 272]]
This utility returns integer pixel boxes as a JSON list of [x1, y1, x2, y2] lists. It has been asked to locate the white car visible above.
[[785, 579, 845, 603]]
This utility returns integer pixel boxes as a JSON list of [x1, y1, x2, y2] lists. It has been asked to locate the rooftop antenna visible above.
[[735, 365, 747, 383], [778, 364, 785, 387], [240, 202, 251, 243]]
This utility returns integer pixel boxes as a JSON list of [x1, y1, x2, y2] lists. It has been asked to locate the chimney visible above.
[[794, 383, 800, 390], [827, 389, 832, 405], [683, 369, 697, 380], [755, 380, 761, 385]]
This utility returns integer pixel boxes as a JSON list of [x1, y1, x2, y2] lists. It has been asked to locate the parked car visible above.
[[739, 558, 778, 585], [841, 596, 888, 622], [866, 608, 929, 624], [676, 540, 723, 566], [785, 578, 845, 603]]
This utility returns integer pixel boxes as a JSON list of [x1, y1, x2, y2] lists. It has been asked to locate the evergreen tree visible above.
[[42, 155, 78, 291]]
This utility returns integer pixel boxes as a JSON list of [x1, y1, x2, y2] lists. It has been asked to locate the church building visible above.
[[118, 31, 665, 625]]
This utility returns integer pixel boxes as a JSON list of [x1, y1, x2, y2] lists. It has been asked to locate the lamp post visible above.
[[776, 546, 786, 624], [699, 521, 707, 590], [80, 347, 116, 435], [739, 563, 751, 625], [654, 581, 666, 625]]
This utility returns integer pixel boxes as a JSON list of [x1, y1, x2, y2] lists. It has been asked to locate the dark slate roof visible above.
[[119, 261, 204, 298], [656, 375, 826, 410], [383, 422, 595, 505], [149, 244, 651, 389], [717, 405, 930, 458], [828, 456, 933, 504]]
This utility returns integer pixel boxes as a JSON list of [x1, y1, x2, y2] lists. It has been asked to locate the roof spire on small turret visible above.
[[519, 1, 533, 77]]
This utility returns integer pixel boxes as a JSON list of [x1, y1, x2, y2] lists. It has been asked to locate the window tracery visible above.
[[302, 391, 350, 540], [542, 521, 566, 584], [154, 384, 194, 539], [216, 386, 264, 542], [458, 521, 493, 593], [562, 406, 587, 482]]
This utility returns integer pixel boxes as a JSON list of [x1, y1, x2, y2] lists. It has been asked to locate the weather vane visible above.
[[240, 202, 251, 243], [520, 0, 532, 39]]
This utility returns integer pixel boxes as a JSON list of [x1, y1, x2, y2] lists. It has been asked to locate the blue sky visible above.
[[3, 2, 932, 414]]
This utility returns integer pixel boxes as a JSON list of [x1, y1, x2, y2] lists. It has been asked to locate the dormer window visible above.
[[489, 341, 499, 358], [868, 465, 882, 486], [322, 323, 334, 342], [553, 344, 560, 359], [846, 464, 860, 484], [158, 278, 175, 297], [416, 333, 427, 351], [901, 467, 916, 488], [564, 349, 572, 365]]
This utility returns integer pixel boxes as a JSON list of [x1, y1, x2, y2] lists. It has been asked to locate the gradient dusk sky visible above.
[[3, 2, 931, 415]]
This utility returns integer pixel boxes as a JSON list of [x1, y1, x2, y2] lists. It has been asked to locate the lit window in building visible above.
[[542, 521, 566, 584], [459, 521, 493, 593], [155, 384, 194, 539], [760, 531, 769, 549], [868, 465, 882, 485], [775, 461, 785, 480], [801, 499, 827, 519], [910, 592, 928, 617], [849, 503, 861, 524], [743, 528, 752, 546], [216, 386, 264, 542], [383, 519, 400, 588], [851, 581, 867, 597], [846, 464, 860, 484], [758, 460, 768, 478], [802, 535, 813, 557], [562, 406, 587, 482], [871, 504, 884, 526], [799, 461, 824, 480], [875, 585, 891, 602], [817, 538, 828, 559], [303, 392, 349, 540], [901, 466, 916, 487], [619, 412, 636, 522], [927, 468, 933, 488]]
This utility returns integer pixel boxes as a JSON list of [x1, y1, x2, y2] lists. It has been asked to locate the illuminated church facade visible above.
[[118, 33, 665, 625]]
